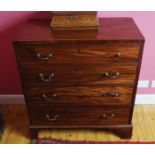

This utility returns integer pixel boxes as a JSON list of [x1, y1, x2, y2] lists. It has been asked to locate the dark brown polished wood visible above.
[[29, 105, 131, 126], [16, 42, 140, 63], [25, 86, 134, 105], [13, 18, 144, 41], [21, 64, 137, 86], [13, 18, 144, 139]]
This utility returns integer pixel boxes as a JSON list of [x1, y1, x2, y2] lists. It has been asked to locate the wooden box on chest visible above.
[[13, 17, 144, 139], [50, 11, 98, 29]]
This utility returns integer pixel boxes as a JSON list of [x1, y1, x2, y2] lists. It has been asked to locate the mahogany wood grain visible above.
[[13, 18, 144, 42], [24, 86, 134, 105], [13, 18, 145, 139], [16, 42, 140, 64], [29, 105, 131, 126], [21, 64, 137, 86]]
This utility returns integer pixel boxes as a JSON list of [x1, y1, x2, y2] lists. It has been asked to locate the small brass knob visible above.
[[115, 52, 121, 58]]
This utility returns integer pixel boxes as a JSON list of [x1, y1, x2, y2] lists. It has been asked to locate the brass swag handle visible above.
[[46, 114, 59, 121], [36, 53, 53, 60], [39, 73, 55, 82], [103, 71, 120, 78], [42, 93, 57, 101], [102, 113, 115, 119], [102, 92, 119, 97]]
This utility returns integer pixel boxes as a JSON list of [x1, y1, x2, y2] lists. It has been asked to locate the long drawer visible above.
[[25, 86, 133, 105], [29, 105, 131, 126], [21, 64, 137, 86], [16, 42, 140, 64]]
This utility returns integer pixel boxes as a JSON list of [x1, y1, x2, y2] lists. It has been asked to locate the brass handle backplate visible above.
[[36, 53, 52, 60], [46, 114, 59, 121], [39, 73, 55, 82], [102, 113, 115, 119], [102, 92, 119, 97], [42, 93, 57, 101], [103, 72, 120, 78]]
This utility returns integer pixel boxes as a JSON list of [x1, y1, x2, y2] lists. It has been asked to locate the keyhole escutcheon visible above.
[[76, 48, 80, 55]]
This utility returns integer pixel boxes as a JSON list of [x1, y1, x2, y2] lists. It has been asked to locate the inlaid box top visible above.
[[14, 18, 144, 42]]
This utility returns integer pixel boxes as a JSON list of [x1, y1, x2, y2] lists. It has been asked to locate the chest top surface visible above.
[[14, 18, 144, 43]]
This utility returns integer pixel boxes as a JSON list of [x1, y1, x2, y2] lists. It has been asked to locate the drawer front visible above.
[[25, 86, 133, 105], [17, 43, 140, 64], [21, 64, 137, 86], [29, 106, 130, 126]]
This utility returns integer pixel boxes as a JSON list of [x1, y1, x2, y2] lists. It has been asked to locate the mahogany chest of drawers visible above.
[[13, 18, 144, 139]]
